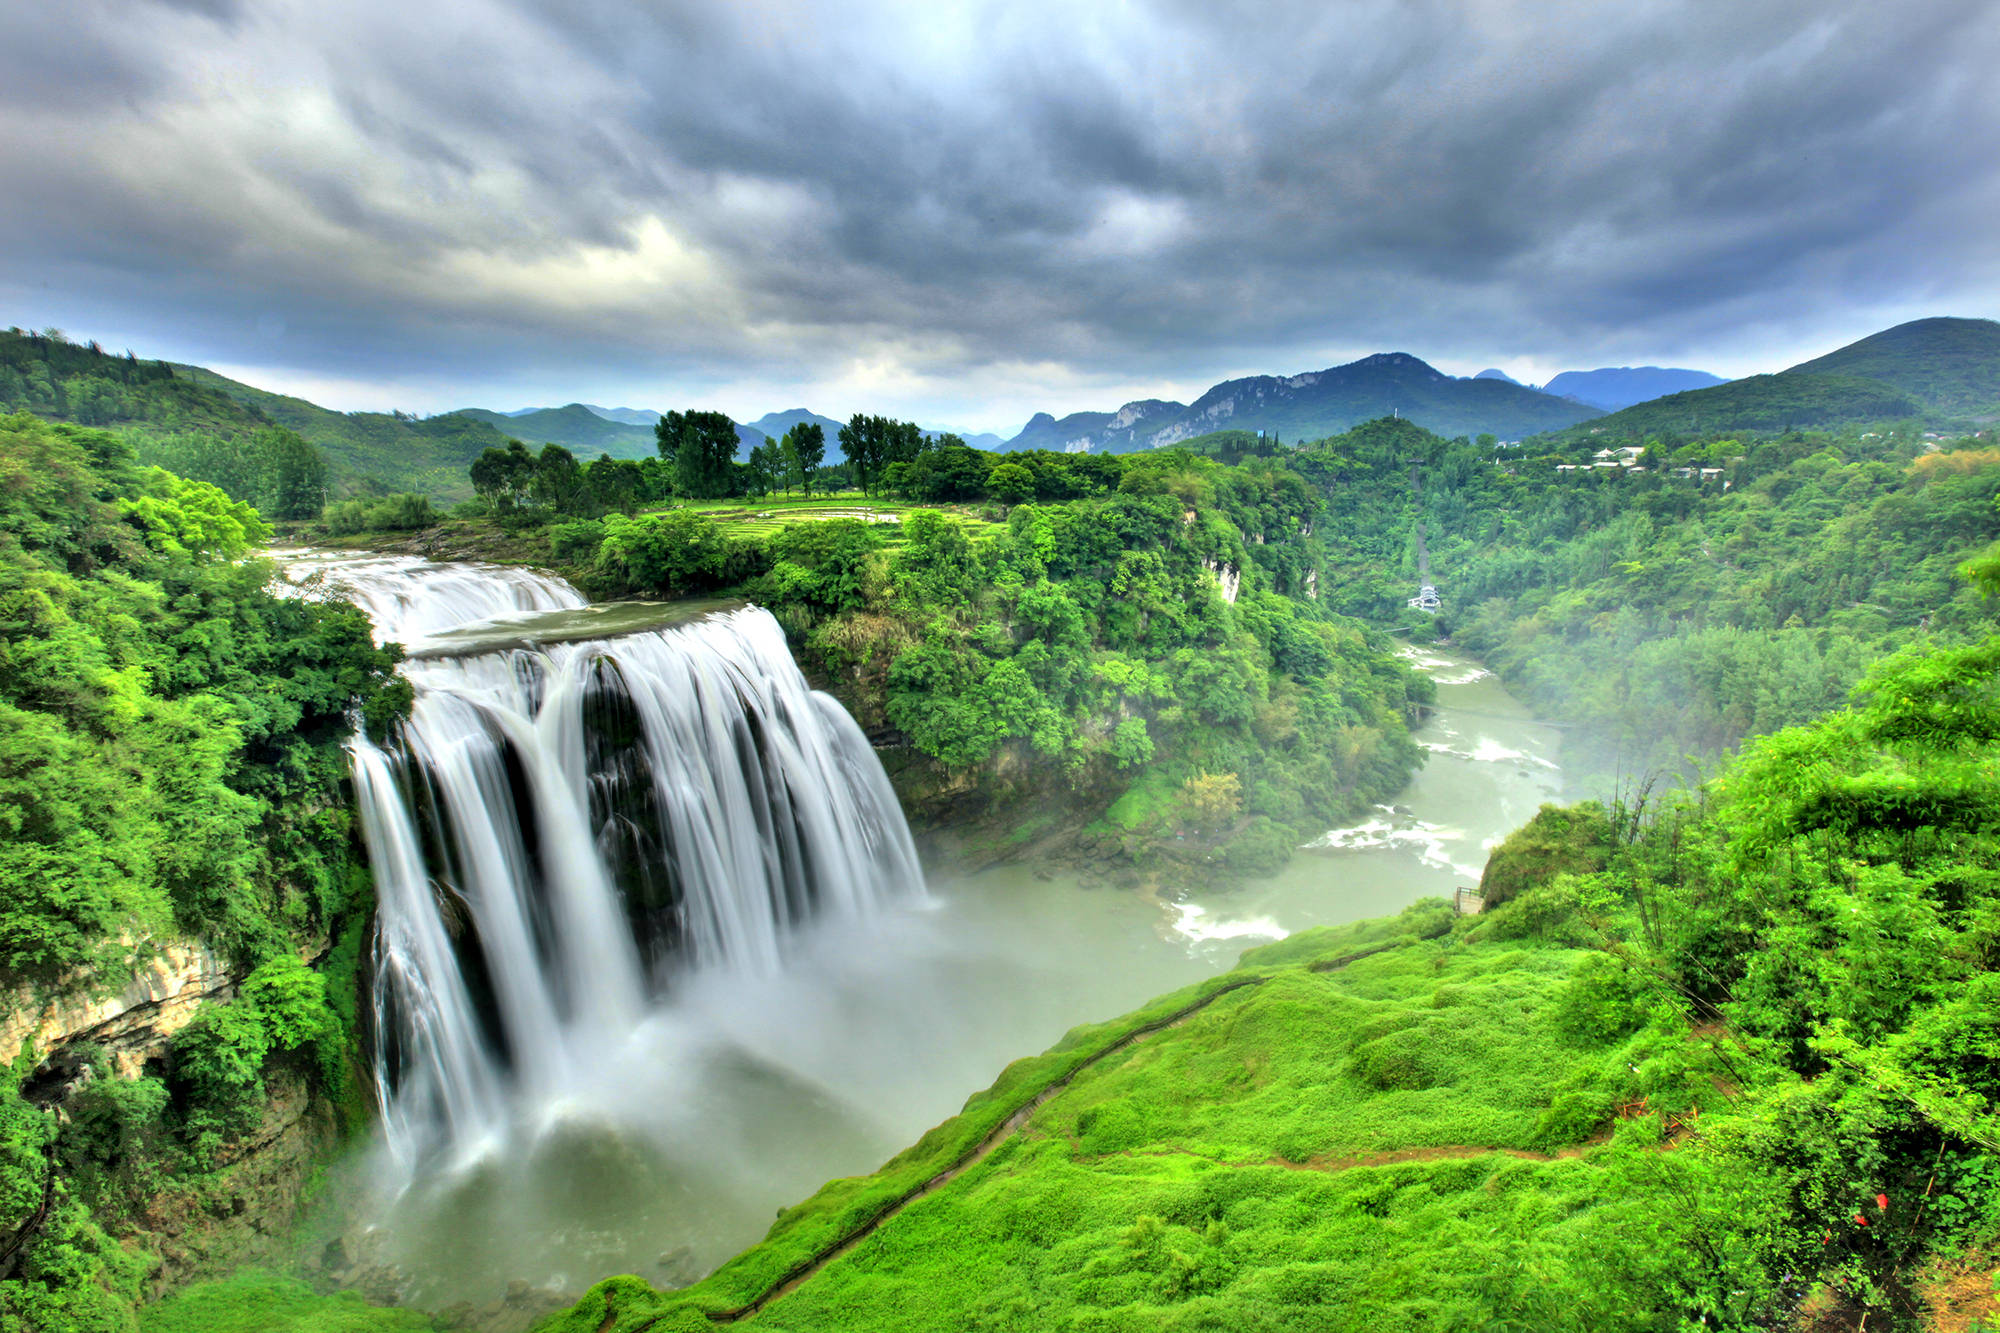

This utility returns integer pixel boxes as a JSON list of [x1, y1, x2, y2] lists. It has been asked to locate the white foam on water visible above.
[[1302, 812, 1485, 880], [1169, 901, 1287, 946], [1419, 735, 1558, 771]]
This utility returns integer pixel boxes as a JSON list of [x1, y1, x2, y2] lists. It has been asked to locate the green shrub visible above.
[[550, 517, 605, 564], [320, 498, 371, 534], [1477, 802, 1616, 908], [364, 493, 434, 530], [1346, 1026, 1441, 1090], [1219, 816, 1297, 877]]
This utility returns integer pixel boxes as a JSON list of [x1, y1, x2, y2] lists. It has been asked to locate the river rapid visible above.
[[290, 555, 1562, 1309]]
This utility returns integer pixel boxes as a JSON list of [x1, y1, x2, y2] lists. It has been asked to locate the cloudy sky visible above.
[[3, 0, 1996, 433]]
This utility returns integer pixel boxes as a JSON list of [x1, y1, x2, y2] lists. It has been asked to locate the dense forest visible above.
[[1274, 415, 2000, 784], [0, 412, 406, 1330], [0, 330, 512, 506], [450, 435, 1431, 884]]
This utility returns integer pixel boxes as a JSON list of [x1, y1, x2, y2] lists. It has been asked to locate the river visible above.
[[289, 555, 1562, 1308]]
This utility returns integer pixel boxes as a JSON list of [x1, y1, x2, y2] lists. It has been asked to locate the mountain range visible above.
[[8, 316, 1991, 505], [1010, 352, 1605, 452]]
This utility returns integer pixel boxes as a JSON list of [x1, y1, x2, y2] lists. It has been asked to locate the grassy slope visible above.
[[543, 903, 1730, 1333], [1785, 316, 2000, 421], [171, 364, 512, 501]]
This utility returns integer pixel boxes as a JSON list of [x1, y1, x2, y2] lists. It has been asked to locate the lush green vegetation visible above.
[[436, 438, 1429, 881], [1286, 414, 2000, 783], [1560, 371, 1922, 438], [139, 1269, 430, 1333], [548, 633, 2000, 1329], [0, 411, 407, 1329], [1785, 316, 2000, 421], [0, 327, 531, 506]]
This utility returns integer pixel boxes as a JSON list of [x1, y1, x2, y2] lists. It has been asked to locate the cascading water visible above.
[[289, 553, 924, 1174], [280, 553, 1558, 1307]]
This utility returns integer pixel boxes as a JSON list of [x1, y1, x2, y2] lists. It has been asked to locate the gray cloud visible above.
[[3, 0, 1997, 424]]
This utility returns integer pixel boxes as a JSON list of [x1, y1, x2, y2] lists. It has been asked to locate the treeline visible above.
[[1287, 415, 2000, 782], [0, 412, 408, 1328], [457, 410, 1158, 523], [542, 447, 1417, 880]]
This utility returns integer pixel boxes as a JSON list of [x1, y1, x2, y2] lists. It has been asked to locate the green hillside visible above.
[[451, 403, 657, 458], [171, 364, 510, 502], [1551, 371, 1920, 440], [1785, 315, 2000, 420]]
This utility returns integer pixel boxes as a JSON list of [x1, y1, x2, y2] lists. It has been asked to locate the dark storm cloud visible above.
[[2, 0, 1997, 417]]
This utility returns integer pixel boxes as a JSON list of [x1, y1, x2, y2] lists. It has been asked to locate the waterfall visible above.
[[291, 554, 924, 1171]]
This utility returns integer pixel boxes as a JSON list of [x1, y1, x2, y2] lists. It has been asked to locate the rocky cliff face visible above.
[[4, 941, 234, 1082]]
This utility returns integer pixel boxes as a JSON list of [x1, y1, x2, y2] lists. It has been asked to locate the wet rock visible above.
[[436, 1302, 480, 1330], [657, 1245, 700, 1286]]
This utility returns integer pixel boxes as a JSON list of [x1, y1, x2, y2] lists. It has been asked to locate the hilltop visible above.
[[1011, 352, 1601, 453], [1550, 372, 1922, 439], [1784, 315, 2000, 420], [1550, 317, 1999, 440], [453, 403, 766, 459], [451, 403, 657, 458], [0, 328, 515, 502]]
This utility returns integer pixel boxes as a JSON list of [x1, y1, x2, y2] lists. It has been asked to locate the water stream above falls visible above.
[[287, 553, 1562, 1308]]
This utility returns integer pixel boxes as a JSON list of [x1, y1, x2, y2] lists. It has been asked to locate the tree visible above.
[[786, 423, 826, 497], [989, 462, 1035, 509], [470, 440, 535, 509], [530, 443, 586, 513], [655, 410, 740, 499], [746, 443, 778, 497], [839, 414, 882, 494], [595, 510, 730, 594], [584, 454, 642, 514]]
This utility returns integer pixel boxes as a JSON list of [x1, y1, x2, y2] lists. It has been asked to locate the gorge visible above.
[[279, 551, 1559, 1309]]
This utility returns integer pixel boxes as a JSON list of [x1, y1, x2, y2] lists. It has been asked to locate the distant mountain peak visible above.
[[1473, 368, 1519, 384], [1542, 367, 1728, 411], [1008, 350, 1598, 453]]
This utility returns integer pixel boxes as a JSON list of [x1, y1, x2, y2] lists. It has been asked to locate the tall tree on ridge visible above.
[[655, 409, 740, 499], [789, 422, 826, 497]]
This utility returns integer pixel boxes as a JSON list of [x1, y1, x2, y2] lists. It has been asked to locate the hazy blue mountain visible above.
[[1010, 405, 1154, 453], [1473, 368, 1520, 384], [582, 404, 661, 426], [748, 408, 845, 443], [1542, 366, 1728, 411], [922, 425, 1011, 450], [1006, 353, 1599, 453], [1783, 316, 2000, 420]]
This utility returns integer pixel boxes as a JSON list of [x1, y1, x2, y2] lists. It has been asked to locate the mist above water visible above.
[[290, 554, 1559, 1307]]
